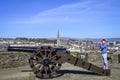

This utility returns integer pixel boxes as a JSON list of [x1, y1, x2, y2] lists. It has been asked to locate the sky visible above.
[[0, 0, 120, 38]]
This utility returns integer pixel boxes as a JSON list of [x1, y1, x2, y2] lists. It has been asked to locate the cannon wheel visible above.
[[29, 46, 62, 78]]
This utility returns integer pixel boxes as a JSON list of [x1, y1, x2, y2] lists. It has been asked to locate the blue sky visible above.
[[0, 0, 120, 38]]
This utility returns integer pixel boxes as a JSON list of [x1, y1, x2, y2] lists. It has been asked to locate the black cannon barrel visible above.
[[7, 46, 38, 52], [7, 46, 68, 53]]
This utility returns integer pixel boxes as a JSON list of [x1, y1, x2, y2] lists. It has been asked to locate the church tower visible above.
[[57, 30, 61, 47]]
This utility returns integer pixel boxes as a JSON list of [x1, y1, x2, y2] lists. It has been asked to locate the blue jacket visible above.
[[100, 43, 108, 54]]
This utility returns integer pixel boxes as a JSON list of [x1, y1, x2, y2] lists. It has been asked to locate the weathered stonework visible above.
[[0, 52, 31, 69]]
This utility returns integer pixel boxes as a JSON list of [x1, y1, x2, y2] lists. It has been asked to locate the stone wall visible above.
[[71, 52, 120, 64], [0, 52, 31, 69], [112, 51, 120, 63]]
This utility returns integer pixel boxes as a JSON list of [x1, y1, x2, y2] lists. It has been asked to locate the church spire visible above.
[[57, 30, 60, 47]]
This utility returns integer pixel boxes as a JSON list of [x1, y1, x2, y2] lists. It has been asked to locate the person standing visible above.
[[100, 39, 108, 69]]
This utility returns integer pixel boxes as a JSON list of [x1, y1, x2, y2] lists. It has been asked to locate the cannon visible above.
[[7, 46, 111, 78]]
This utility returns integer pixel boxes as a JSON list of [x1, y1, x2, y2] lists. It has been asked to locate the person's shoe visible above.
[[103, 69, 111, 76]]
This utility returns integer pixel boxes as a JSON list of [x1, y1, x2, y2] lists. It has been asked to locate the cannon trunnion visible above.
[[7, 46, 111, 79]]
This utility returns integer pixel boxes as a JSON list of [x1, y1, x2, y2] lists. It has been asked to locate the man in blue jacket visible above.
[[100, 39, 108, 69]]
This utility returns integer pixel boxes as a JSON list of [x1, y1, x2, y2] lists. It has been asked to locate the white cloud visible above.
[[15, 0, 118, 24]]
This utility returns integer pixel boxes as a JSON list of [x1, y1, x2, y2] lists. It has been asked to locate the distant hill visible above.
[[85, 38, 120, 42], [106, 38, 120, 42], [59, 37, 120, 42]]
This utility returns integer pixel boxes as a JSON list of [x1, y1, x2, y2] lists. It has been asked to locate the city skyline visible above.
[[0, 0, 120, 38]]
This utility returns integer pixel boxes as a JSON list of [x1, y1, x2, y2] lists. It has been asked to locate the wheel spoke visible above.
[[49, 55, 57, 61], [45, 49, 47, 57], [48, 65, 52, 74], [36, 56, 43, 63], [39, 51, 44, 59], [48, 50, 53, 58], [35, 64, 42, 69], [43, 66, 48, 74]]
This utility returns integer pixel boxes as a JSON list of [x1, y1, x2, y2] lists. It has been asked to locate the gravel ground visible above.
[[0, 62, 120, 80]]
